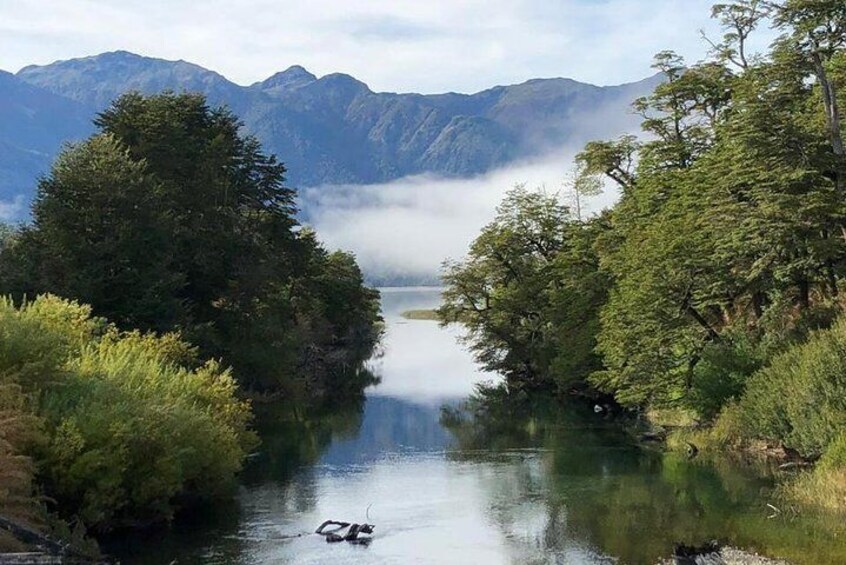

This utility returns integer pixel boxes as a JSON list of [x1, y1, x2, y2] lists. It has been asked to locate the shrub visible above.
[[726, 317, 846, 460], [0, 295, 256, 531], [786, 434, 846, 514], [688, 336, 763, 421]]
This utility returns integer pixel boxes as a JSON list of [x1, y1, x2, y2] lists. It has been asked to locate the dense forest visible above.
[[0, 93, 381, 553], [441, 0, 846, 512]]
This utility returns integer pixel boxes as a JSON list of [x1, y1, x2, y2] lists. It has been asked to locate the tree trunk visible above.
[[798, 279, 811, 309], [684, 302, 722, 342], [811, 49, 845, 195]]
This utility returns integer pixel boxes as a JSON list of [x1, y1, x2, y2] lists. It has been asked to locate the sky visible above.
[[0, 0, 776, 94]]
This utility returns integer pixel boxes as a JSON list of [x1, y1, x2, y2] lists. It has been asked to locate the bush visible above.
[[787, 434, 846, 514], [820, 433, 846, 471], [725, 317, 846, 460], [688, 336, 763, 421], [0, 295, 256, 531]]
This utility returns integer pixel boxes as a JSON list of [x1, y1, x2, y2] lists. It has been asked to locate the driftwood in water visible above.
[[315, 520, 375, 545], [685, 442, 699, 459], [0, 553, 63, 564]]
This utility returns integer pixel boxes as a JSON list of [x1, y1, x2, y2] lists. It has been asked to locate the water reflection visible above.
[[110, 288, 846, 565], [366, 287, 495, 404]]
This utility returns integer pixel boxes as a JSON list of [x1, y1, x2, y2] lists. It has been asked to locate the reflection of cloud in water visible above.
[[366, 288, 498, 405]]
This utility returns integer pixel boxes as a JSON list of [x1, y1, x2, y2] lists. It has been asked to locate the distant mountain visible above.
[[1, 51, 660, 218], [0, 70, 94, 215]]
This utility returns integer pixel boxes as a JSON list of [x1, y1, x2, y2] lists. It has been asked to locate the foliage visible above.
[[726, 317, 846, 460], [0, 294, 256, 531], [443, 5, 846, 518], [786, 433, 846, 515], [0, 381, 42, 534], [0, 92, 381, 394], [439, 186, 609, 393]]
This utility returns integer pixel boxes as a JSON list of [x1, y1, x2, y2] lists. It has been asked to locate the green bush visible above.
[[0, 295, 256, 531], [688, 335, 763, 421], [726, 317, 846, 460]]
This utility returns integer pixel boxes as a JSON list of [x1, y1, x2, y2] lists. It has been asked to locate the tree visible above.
[[440, 186, 608, 393], [563, 161, 603, 221], [708, 1, 770, 70], [577, 135, 640, 193], [0, 92, 380, 393], [772, 0, 846, 195]]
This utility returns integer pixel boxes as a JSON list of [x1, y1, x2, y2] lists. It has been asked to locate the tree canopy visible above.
[[0, 92, 381, 394]]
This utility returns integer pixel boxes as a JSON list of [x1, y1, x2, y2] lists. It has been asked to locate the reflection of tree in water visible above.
[[443, 395, 846, 565], [244, 362, 380, 486]]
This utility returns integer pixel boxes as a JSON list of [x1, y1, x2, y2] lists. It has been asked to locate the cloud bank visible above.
[[302, 87, 641, 284], [303, 148, 618, 284]]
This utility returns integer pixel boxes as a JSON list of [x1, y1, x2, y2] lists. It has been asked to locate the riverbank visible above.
[[400, 308, 441, 321]]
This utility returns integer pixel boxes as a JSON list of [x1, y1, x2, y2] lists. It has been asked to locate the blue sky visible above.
[[0, 0, 776, 93]]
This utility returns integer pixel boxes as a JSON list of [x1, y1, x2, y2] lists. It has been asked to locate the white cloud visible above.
[[302, 147, 619, 283], [301, 83, 641, 283], [0, 195, 25, 222], [0, 0, 777, 94]]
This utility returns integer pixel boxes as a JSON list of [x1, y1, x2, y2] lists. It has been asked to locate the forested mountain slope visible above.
[[0, 51, 659, 217]]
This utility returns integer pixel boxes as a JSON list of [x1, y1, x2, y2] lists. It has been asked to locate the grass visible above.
[[400, 309, 441, 321], [786, 467, 846, 514]]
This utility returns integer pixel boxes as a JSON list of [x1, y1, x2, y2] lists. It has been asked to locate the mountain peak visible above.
[[16, 51, 238, 109], [257, 65, 317, 91]]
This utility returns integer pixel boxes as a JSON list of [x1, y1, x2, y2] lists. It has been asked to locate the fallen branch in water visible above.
[[315, 520, 375, 545]]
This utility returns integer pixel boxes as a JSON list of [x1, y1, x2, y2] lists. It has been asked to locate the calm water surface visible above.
[[112, 288, 845, 565]]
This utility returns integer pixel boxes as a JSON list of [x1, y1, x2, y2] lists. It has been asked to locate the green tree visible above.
[[0, 92, 380, 393], [440, 186, 608, 393]]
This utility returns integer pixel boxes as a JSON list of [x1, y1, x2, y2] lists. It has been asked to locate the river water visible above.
[[112, 288, 845, 565]]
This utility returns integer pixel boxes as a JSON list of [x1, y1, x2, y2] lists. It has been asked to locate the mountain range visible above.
[[0, 51, 660, 219]]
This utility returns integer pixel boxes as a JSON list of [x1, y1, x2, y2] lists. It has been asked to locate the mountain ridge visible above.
[[0, 51, 661, 219]]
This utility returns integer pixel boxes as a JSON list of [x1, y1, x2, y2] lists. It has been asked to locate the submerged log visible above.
[[0, 553, 63, 564], [673, 540, 721, 565], [316, 520, 375, 545]]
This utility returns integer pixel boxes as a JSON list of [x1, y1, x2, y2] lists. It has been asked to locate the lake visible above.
[[111, 288, 846, 565]]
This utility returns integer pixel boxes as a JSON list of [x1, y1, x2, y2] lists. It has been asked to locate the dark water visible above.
[[111, 288, 846, 565]]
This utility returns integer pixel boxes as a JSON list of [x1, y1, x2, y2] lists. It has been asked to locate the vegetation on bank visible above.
[[0, 92, 381, 396], [0, 92, 381, 548], [400, 309, 441, 321], [0, 295, 255, 536], [440, 0, 846, 512]]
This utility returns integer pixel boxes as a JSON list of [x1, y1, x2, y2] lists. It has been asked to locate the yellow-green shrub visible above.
[[786, 434, 846, 514], [0, 295, 256, 530]]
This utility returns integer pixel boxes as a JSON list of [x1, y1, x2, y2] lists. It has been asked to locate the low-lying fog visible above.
[[302, 149, 619, 284]]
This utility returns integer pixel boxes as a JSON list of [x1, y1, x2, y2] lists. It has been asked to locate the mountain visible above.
[[0, 70, 94, 215], [1, 51, 660, 219]]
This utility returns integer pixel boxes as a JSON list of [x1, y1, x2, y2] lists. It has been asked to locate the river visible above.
[[111, 287, 846, 565]]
